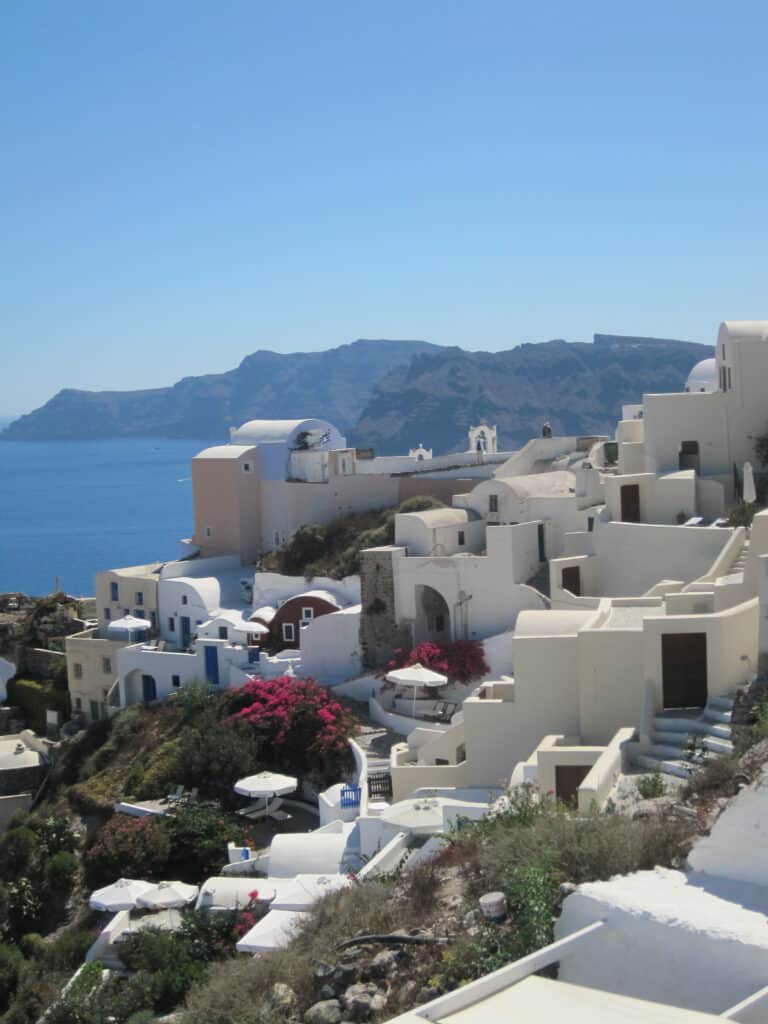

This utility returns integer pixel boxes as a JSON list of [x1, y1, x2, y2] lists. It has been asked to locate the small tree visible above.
[[385, 640, 489, 684], [84, 815, 170, 888]]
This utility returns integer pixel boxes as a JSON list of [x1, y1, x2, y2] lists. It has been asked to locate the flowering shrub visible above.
[[385, 640, 489, 684], [84, 815, 170, 888], [223, 675, 359, 783]]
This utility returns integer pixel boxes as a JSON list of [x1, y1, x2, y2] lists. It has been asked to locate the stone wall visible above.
[[16, 647, 66, 680], [359, 549, 412, 670]]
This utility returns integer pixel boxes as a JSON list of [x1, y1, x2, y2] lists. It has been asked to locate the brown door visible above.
[[662, 633, 708, 709], [561, 566, 582, 596], [620, 484, 641, 522], [555, 764, 592, 807]]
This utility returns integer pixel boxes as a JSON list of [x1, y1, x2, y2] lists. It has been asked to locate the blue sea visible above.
[[0, 438, 211, 596]]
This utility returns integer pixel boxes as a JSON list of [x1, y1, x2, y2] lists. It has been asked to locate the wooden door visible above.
[[620, 484, 641, 522], [662, 633, 707, 709], [561, 565, 581, 596], [555, 764, 591, 807]]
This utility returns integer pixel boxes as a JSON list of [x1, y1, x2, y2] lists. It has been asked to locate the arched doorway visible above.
[[414, 585, 451, 643]]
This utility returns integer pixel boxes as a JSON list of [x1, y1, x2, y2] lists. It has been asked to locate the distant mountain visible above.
[[2, 340, 442, 441], [350, 335, 712, 454], [5, 334, 711, 451]]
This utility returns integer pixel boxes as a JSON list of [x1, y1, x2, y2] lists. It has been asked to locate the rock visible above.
[[341, 983, 387, 1022], [304, 999, 343, 1024], [314, 962, 335, 983], [369, 950, 398, 978], [319, 985, 336, 1001], [417, 985, 440, 1003], [394, 979, 420, 1010], [271, 982, 298, 1013], [631, 796, 679, 819], [332, 962, 360, 991], [338, 946, 364, 962]]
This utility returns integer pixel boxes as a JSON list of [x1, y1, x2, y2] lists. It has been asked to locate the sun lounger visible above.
[[238, 797, 284, 820]]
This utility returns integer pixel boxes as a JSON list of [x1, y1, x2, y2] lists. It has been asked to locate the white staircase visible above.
[[729, 539, 750, 576], [635, 695, 735, 778]]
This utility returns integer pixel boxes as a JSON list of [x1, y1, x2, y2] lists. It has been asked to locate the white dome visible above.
[[684, 358, 717, 393]]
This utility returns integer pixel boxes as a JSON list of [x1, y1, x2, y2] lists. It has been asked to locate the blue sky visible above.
[[2, 1, 767, 415]]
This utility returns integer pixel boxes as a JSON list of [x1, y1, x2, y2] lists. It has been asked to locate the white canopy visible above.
[[108, 615, 151, 633], [234, 771, 298, 799], [235, 909, 309, 954], [269, 874, 350, 912], [385, 663, 447, 688], [90, 877, 154, 911], [381, 797, 444, 835], [136, 880, 199, 909]]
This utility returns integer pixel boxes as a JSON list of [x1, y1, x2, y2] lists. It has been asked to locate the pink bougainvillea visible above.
[[384, 640, 489, 684], [222, 675, 359, 780]]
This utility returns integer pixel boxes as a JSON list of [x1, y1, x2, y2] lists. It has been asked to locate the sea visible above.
[[0, 438, 211, 597]]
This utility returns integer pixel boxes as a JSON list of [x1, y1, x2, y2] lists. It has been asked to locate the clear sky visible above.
[[3, 0, 767, 415]]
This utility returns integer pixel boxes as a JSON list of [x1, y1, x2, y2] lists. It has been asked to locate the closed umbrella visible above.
[[385, 663, 447, 719], [90, 878, 153, 911], [136, 880, 199, 909], [743, 461, 757, 505]]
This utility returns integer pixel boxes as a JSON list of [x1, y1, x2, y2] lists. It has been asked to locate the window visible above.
[[488, 494, 499, 513], [75, 697, 82, 711], [243, 463, 251, 472], [104, 608, 111, 621], [181, 595, 188, 605], [218, 626, 228, 640], [110, 582, 119, 602], [587, 516, 595, 532], [90, 700, 99, 721], [168, 617, 175, 632], [172, 674, 181, 688], [135, 591, 144, 606], [727, 367, 732, 390], [149, 611, 157, 629], [102, 657, 112, 674], [458, 530, 465, 546], [282, 622, 296, 642], [73, 663, 83, 680], [133, 609, 145, 620], [301, 607, 314, 621], [206, 527, 212, 537]]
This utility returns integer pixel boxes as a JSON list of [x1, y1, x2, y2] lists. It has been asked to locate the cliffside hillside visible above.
[[351, 336, 711, 453], [4, 334, 710, 449], [2, 339, 441, 441]]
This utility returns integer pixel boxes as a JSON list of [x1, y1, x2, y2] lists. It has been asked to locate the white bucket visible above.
[[479, 891, 508, 923]]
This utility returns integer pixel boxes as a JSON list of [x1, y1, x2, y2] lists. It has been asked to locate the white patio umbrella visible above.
[[136, 880, 199, 909], [89, 877, 154, 912], [380, 797, 445, 836], [743, 461, 757, 505], [234, 771, 298, 799], [385, 662, 447, 719]]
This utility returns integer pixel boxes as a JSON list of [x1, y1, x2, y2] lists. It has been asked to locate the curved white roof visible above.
[[229, 418, 342, 447], [399, 508, 469, 528], [685, 358, 717, 393], [719, 320, 768, 342], [493, 470, 575, 498], [286, 589, 343, 609]]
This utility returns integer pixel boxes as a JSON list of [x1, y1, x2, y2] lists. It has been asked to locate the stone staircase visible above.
[[730, 539, 750, 576], [634, 694, 735, 779]]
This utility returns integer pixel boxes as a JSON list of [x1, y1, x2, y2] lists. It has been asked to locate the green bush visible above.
[[165, 804, 245, 883], [179, 712, 261, 796], [34, 815, 79, 856], [635, 771, 666, 799], [120, 929, 208, 1013], [0, 828, 36, 877], [134, 738, 183, 799], [43, 851, 79, 892], [42, 930, 95, 972], [0, 943, 23, 1012], [398, 495, 446, 513]]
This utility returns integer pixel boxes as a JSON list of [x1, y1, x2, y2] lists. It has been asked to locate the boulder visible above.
[[341, 983, 387, 1022], [304, 999, 343, 1024]]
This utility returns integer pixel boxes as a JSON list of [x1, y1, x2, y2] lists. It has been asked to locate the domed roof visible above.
[[229, 418, 344, 448], [684, 358, 717, 393]]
